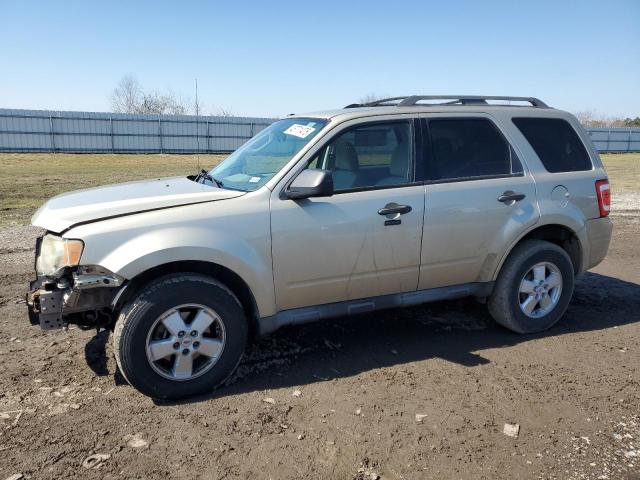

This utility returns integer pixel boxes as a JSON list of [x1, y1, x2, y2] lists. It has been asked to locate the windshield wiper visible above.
[[194, 169, 224, 188], [210, 176, 224, 188]]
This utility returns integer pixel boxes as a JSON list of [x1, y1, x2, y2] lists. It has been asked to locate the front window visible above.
[[208, 118, 326, 191], [306, 121, 413, 191]]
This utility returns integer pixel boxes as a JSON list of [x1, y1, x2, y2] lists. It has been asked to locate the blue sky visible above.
[[0, 0, 638, 118]]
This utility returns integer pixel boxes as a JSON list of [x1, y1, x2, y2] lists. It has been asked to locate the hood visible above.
[[32, 176, 245, 233]]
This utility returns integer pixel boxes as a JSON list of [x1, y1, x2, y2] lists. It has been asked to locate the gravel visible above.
[[0, 225, 43, 253]]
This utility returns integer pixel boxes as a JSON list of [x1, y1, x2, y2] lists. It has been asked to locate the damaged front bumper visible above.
[[27, 266, 125, 330]]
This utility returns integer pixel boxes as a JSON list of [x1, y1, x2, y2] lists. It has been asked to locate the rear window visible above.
[[427, 118, 523, 181], [512, 118, 592, 173]]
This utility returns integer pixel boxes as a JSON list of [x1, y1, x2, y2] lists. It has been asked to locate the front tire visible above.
[[488, 240, 575, 334], [113, 274, 247, 399]]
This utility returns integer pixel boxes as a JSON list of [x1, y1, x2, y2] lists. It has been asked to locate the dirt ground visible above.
[[0, 161, 639, 479]]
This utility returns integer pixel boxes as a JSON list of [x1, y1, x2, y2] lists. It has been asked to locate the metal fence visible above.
[[585, 128, 640, 153], [0, 109, 276, 153], [0, 108, 638, 154]]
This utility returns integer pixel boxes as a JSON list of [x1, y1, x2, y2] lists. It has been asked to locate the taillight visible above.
[[595, 179, 610, 217]]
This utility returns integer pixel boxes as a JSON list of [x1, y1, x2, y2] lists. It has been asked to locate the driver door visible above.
[[270, 119, 425, 311]]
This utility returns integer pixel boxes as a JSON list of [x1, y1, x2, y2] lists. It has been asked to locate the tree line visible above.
[[574, 111, 640, 128]]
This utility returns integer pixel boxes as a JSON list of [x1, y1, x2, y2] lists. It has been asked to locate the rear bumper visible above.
[[584, 216, 613, 271]]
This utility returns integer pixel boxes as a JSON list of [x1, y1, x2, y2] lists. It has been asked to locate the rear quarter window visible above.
[[512, 118, 592, 173]]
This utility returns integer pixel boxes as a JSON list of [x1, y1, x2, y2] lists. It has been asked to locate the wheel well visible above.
[[113, 261, 259, 338], [517, 224, 582, 274]]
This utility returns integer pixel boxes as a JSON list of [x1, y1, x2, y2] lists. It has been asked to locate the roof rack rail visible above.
[[344, 97, 409, 108], [345, 95, 549, 109]]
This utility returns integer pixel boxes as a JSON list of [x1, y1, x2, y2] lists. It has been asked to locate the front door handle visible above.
[[497, 191, 526, 204], [378, 203, 412, 216]]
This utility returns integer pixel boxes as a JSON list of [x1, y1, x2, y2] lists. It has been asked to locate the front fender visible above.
[[113, 244, 274, 318], [65, 196, 276, 317]]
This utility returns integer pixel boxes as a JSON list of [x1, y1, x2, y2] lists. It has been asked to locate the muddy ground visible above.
[[0, 207, 638, 480]]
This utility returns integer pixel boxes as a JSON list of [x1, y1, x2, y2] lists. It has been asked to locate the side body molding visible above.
[[258, 282, 493, 335]]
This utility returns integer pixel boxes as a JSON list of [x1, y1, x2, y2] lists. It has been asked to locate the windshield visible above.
[[208, 118, 327, 191]]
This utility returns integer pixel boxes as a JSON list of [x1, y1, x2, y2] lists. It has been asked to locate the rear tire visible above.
[[488, 240, 574, 334], [113, 274, 247, 399]]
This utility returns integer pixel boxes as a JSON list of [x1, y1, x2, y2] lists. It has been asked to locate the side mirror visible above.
[[285, 169, 334, 199]]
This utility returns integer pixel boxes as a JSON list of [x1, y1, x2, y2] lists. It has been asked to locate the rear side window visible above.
[[426, 118, 522, 181], [512, 118, 592, 173]]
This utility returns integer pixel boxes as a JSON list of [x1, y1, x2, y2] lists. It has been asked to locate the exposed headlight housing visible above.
[[36, 234, 84, 276]]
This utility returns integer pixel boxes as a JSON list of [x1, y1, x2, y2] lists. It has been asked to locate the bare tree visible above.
[[574, 110, 628, 128], [110, 76, 195, 115], [575, 110, 606, 128], [137, 93, 166, 115], [165, 96, 189, 115], [216, 108, 236, 117], [358, 93, 387, 105], [111, 75, 143, 113], [135, 92, 193, 115], [207, 106, 236, 117], [165, 89, 193, 115]]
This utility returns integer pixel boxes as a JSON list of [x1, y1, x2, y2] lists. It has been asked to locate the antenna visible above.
[[195, 78, 200, 172]]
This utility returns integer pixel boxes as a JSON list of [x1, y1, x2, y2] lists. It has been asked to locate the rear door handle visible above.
[[378, 203, 412, 216], [497, 191, 526, 204]]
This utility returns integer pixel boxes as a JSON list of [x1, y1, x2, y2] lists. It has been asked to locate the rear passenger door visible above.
[[418, 114, 540, 290]]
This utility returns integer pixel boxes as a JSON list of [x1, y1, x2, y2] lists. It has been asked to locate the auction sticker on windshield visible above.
[[283, 124, 316, 138]]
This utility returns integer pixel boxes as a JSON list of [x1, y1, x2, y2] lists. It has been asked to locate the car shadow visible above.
[[82, 272, 640, 404], [84, 330, 110, 376], [83, 328, 128, 385]]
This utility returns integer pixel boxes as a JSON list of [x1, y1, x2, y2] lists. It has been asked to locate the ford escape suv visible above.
[[27, 95, 613, 399]]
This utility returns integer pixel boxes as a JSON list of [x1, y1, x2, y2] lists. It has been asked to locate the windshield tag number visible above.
[[283, 124, 316, 139]]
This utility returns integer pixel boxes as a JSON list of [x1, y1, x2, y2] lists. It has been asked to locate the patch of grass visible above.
[[0, 152, 638, 227], [0, 153, 225, 227], [600, 153, 640, 194]]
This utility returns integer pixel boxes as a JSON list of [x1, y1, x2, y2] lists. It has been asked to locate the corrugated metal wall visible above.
[[0, 108, 638, 153], [0, 109, 275, 153], [586, 128, 640, 153]]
